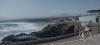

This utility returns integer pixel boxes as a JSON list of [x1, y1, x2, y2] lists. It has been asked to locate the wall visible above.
[[79, 16, 96, 23]]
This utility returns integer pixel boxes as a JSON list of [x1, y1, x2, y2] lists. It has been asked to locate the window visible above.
[[96, 17, 99, 22]]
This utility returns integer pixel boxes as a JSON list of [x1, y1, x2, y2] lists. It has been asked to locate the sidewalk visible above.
[[36, 34, 100, 45], [64, 34, 100, 45]]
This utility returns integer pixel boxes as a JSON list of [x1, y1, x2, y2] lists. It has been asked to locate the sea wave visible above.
[[0, 22, 47, 41]]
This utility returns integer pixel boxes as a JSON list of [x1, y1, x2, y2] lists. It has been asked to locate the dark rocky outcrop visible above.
[[2, 33, 37, 42], [2, 35, 16, 42], [1, 21, 82, 45], [36, 21, 81, 38]]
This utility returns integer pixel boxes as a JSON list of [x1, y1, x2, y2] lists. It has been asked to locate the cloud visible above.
[[0, 0, 33, 19], [0, 0, 69, 20], [0, 0, 100, 20]]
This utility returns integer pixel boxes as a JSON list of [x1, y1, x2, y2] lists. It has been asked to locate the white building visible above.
[[79, 10, 100, 23], [87, 10, 100, 16]]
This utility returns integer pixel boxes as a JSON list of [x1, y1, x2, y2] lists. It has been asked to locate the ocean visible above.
[[0, 22, 47, 41]]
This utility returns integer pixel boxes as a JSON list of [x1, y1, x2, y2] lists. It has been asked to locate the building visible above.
[[79, 10, 100, 23], [87, 10, 100, 16]]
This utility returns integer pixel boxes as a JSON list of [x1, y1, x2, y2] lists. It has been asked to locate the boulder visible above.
[[2, 35, 16, 42], [2, 33, 37, 42], [36, 21, 82, 38]]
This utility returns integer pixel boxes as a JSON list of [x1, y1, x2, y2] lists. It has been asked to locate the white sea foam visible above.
[[0, 22, 47, 41]]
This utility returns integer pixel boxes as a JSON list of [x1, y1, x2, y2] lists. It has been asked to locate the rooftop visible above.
[[87, 10, 100, 12]]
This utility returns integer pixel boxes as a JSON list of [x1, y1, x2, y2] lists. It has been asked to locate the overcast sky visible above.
[[0, 0, 100, 20]]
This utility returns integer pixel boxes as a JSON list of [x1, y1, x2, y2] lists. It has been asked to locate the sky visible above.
[[0, 0, 100, 20]]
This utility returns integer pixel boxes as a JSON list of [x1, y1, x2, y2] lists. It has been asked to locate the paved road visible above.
[[36, 34, 100, 45]]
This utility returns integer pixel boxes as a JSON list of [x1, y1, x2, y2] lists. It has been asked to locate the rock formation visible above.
[[1, 21, 82, 45]]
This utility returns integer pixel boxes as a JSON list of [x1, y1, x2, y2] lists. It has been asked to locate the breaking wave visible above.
[[0, 22, 47, 41]]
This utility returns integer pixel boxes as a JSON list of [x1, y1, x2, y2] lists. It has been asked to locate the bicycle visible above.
[[79, 26, 92, 41]]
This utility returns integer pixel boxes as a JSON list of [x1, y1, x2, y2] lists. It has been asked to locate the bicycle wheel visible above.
[[79, 30, 91, 40]]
